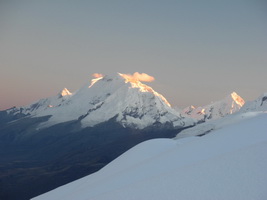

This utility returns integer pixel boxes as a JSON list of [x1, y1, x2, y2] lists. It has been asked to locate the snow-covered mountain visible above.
[[182, 92, 245, 122], [32, 111, 267, 200], [5, 73, 194, 129], [176, 92, 267, 139]]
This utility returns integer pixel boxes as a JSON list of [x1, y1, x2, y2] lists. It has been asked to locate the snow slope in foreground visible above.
[[33, 113, 267, 200]]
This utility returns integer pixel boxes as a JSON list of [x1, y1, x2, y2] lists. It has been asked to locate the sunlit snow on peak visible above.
[[230, 92, 245, 107], [89, 73, 104, 88], [60, 88, 72, 97], [92, 73, 104, 78], [119, 72, 155, 83], [118, 72, 171, 107]]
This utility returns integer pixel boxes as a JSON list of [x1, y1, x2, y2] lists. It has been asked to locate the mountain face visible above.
[[4, 73, 194, 129], [0, 73, 194, 200], [182, 92, 245, 122]]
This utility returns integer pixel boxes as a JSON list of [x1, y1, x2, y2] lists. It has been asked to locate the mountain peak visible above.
[[59, 88, 72, 97], [88, 72, 171, 107], [71, 72, 193, 128], [118, 72, 155, 83], [118, 72, 171, 107], [230, 92, 245, 107]]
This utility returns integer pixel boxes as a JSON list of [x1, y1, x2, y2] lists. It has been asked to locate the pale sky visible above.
[[0, 0, 266, 110]]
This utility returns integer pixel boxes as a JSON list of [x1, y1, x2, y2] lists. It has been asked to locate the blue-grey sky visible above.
[[1, 0, 266, 110]]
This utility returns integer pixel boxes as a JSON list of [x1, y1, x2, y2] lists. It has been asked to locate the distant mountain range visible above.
[[0, 72, 265, 200], [182, 92, 245, 122], [177, 92, 267, 138]]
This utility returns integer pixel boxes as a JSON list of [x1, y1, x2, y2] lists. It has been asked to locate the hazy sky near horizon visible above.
[[1, 0, 266, 110]]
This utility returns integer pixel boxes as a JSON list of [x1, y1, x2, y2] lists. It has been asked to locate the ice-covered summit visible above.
[[6, 73, 195, 129], [182, 92, 245, 122]]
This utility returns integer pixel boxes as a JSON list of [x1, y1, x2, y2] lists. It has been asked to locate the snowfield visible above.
[[32, 112, 267, 200]]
